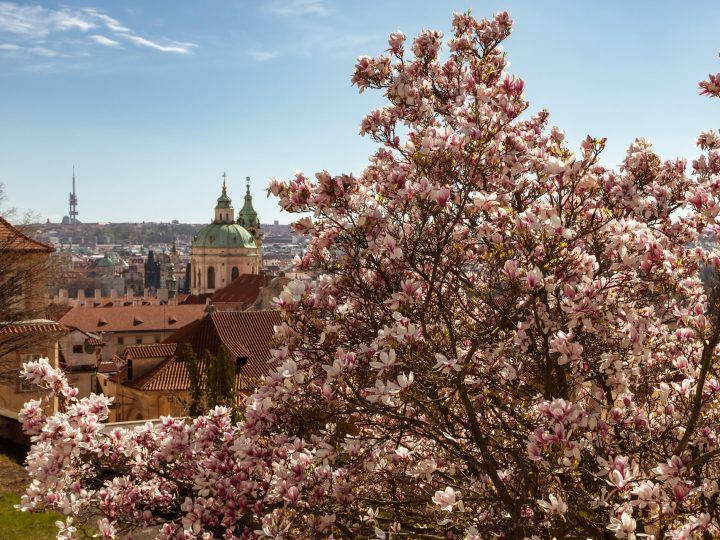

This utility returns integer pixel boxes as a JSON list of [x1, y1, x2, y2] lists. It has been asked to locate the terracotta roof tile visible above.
[[180, 293, 212, 305], [45, 303, 73, 322], [130, 310, 282, 391], [128, 357, 190, 391], [58, 304, 206, 333], [98, 360, 120, 373], [0, 217, 53, 252], [210, 274, 273, 307], [84, 335, 105, 346], [0, 320, 69, 336], [122, 343, 177, 360]]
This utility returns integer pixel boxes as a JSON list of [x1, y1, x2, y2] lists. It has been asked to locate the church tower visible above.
[[237, 176, 260, 233], [236, 176, 263, 270], [189, 173, 262, 296]]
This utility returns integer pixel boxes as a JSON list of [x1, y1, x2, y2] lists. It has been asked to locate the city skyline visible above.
[[1, 0, 719, 224]]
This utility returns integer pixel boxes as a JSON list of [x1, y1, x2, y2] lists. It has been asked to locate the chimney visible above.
[[157, 288, 168, 302], [59, 289, 68, 303], [94, 289, 101, 301], [127, 288, 134, 303], [110, 288, 118, 306]]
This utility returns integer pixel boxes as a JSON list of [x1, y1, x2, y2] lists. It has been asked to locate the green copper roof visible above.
[[237, 176, 259, 229], [96, 255, 114, 267], [216, 179, 233, 210], [192, 223, 256, 249]]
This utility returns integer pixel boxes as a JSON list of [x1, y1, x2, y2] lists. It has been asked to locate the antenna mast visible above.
[[68, 166, 79, 224]]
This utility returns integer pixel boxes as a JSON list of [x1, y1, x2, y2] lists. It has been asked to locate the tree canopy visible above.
[[18, 11, 720, 540]]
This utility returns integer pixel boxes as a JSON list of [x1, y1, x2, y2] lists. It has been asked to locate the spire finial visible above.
[[246, 175, 251, 195], [222, 172, 227, 192]]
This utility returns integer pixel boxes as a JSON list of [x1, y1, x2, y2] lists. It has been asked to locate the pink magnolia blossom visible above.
[[19, 11, 720, 540], [431, 487, 461, 511]]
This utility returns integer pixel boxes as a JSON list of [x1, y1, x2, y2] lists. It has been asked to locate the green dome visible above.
[[96, 255, 114, 267], [192, 223, 256, 249]]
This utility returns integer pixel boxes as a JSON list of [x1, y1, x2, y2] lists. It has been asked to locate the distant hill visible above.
[[27, 222, 293, 247]]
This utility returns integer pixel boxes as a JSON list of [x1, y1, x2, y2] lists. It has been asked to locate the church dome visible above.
[[192, 223, 256, 249], [96, 255, 114, 267]]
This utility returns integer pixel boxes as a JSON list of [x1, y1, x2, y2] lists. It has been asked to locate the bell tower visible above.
[[214, 172, 234, 224]]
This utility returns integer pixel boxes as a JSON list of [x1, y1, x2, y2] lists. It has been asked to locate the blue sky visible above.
[[1, 0, 719, 224]]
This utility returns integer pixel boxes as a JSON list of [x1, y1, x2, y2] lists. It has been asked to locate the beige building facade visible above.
[[190, 175, 262, 295]]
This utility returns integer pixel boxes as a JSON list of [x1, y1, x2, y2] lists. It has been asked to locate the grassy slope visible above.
[[0, 444, 91, 539], [0, 491, 64, 540]]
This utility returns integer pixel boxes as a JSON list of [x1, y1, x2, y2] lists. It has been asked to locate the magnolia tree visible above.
[[19, 12, 720, 540]]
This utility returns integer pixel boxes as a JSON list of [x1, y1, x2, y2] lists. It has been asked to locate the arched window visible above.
[[231, 267, 239, 281], [207, 266, 215, 289]]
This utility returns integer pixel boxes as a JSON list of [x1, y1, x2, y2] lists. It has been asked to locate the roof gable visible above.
[[133, 310, 282, 391], [0, 217, 53, 252]]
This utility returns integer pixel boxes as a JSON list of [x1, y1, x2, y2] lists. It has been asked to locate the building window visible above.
[[72, 345, 83, 354], [207, 266, 215, 289], [231, 267, 239, 281], [154, 335, 161, 343], [135, 337, 142, 344], [117, 337, 124, 345]]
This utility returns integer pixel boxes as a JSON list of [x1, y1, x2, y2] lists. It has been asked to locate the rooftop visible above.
[[58, 304, 206, 333], [0, 217, 53, 253], [0, 319, 68, 336], [127, 310, 282, 391]]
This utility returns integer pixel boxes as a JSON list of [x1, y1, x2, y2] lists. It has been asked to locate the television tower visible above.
[[68, 167, 78, 224]]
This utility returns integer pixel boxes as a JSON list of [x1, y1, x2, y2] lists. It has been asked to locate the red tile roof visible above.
[[0, 217, 53, 252], [58, 304, 206, 333], [210, 274, 273, 306], [0, 320, 68, 336], [180, 293, 212, 305], [84, 335, 105, 346], [45, 303, 73, 322], [98, 360, 120, 373], [128, 310, 282, 391], [122, 343, 177, 360], [127, 358, 190, 391]]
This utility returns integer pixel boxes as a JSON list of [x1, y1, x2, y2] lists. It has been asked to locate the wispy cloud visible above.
[[0, 2, 197, 61], [90, 34, 121, 48], [0, 3, 92, 37], [267, 0, 331, 18], [248, 49, 279, 62], [121, 34, 195, 54], [83, 9, 130, 33], [0, 41, 59, 57]]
